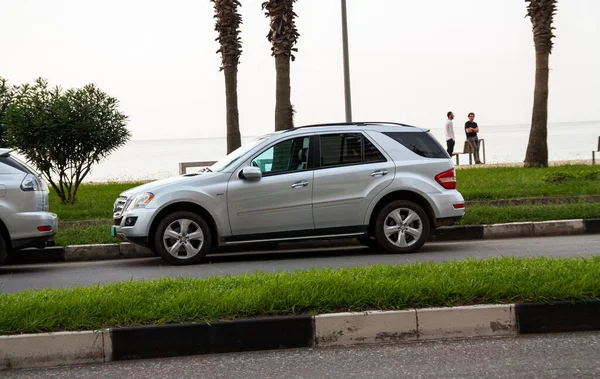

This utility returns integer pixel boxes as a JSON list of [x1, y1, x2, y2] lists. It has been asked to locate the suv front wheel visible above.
[[374, 200, 430, 254], [153, 211, 212, 265]]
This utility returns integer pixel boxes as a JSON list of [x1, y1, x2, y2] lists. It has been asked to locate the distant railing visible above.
[[451, 139, 486, 165], [593, 136, 600, 165], [178, 161, 216, 175], [179, 158, 275, 175]]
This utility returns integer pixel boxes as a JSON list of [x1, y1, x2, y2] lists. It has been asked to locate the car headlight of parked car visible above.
[[124, 192, 155, 212]]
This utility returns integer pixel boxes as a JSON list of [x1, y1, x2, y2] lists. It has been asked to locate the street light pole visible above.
[[341, 0, 352, 122]]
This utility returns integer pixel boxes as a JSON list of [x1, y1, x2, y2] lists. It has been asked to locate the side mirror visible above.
[[239, 166, 262, 180]]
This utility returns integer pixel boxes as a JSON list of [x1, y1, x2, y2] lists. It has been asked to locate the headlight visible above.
[[124, 192, 155, 212]]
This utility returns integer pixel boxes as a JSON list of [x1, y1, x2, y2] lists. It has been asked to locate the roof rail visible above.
[[285, 121, 417, 132], [358, 121, 417, 128]]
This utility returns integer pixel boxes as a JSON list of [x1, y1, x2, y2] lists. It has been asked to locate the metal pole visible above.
[[341, 0, 352, 122]]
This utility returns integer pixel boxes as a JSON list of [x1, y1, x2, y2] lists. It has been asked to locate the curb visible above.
[[6, 218, 600, 265], [2, 301, 600, 370]]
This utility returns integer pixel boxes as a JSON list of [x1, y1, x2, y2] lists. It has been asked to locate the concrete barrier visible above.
[[315, 310, 417, 347], [65, 243, 121, 261], [0, 330, 109, 370], [484, 222, 534, 239], [532, 220, 584, 237], [417, 304, 517, 340]]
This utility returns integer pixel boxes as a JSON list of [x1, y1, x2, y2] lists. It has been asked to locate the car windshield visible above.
[[210, 133, 277, 172]]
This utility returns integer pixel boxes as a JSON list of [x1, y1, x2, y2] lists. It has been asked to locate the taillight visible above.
[[21, 174, 42, 191], [435, 169, 457, 190]]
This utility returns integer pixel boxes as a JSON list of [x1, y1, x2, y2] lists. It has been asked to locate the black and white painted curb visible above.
[[7, 218, 600, 265], [2, 301, 600, 370]]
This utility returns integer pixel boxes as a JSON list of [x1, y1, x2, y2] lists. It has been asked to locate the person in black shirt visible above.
[[465, 112, 483, 164]]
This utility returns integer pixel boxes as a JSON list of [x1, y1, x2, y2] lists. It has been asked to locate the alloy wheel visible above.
[[382, 207, 423, 247], [162, 218, 204, 259]]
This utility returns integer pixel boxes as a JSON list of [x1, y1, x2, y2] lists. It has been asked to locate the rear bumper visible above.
[[435, 216, 464, 228], [4, 211, 57, 249], [428, 191, 466, 221], [11, 236, 55, 250]]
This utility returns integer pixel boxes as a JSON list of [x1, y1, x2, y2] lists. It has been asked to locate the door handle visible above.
[[291, 181, 309, 189], [370, 170, 388, 177]]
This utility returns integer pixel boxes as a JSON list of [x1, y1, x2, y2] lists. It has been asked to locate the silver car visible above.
[[0, 149, 58, 263], [112, 122, 465, 265]]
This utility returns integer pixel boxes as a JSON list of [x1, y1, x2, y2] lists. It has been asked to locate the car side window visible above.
[[364, 137, 386, 162], [251, 137, 310, 175], [320, 133, 386, 167]]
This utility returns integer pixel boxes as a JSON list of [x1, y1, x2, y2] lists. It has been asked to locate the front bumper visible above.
[[112, 208, 155, 242]]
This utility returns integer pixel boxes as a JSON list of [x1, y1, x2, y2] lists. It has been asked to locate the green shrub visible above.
[[5, 78, 130, 204]]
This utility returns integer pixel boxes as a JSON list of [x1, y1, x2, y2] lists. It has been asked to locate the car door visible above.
[[312, 132, 395, 230], [226, 135, 315, 238]]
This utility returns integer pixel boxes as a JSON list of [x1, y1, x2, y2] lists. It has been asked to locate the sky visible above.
[[1, 0, 599, 141]]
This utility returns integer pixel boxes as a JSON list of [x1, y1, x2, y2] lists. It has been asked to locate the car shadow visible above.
[[0, 242, 456, 273], [145, 242, 451, 266]]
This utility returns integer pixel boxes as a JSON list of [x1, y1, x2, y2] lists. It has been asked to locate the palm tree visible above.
[[211, 0, 243, 154], [524, 0, 557, 168], [262, 0, 299, 131]]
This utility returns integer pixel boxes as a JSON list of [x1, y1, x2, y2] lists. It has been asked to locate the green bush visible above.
[[5, 78, 130, 204], [0, 77, 14, 146]]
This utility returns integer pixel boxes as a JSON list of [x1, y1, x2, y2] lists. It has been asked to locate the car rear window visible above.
[[0, 156, 35, 174], [383, 131, 448, 159]]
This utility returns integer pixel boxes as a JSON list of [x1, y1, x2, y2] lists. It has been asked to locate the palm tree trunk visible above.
[[274, 55, 293, 131], [224, 66, 241, 154], [524, 51, 549, 168]]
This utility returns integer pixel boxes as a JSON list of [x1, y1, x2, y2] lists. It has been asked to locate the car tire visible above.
[[153, 211, 212, 265], [0, 234, 6, 264], [374, 200, 430, 254]]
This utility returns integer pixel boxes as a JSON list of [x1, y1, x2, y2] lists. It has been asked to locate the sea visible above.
[[40, 120, 600, 183]]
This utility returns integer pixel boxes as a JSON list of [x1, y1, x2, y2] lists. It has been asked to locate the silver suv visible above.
[[112, 122, 465, 265], [0, 149, 57, 263]]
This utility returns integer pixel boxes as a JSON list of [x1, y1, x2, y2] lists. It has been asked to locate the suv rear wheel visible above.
[[374, 200, 430, 254], [153, 211, 212, 265], [0, 234, 6, 264]]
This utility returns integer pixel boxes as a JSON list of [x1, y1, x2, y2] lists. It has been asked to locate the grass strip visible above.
[[54, 223, 120, 246], [457, 164, 600, 200], [458, 203, 600, 225], [2, 256, 599, 335], [50, 182, 145, 221]]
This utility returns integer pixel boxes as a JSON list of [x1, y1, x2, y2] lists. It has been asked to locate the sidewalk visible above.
[[2, 301, 600, 370]]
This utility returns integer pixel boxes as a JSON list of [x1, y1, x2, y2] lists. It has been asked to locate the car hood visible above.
[[120, 172, 224, 197]]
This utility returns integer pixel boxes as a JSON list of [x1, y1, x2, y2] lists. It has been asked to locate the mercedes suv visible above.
[[112, 122, 465, 265]]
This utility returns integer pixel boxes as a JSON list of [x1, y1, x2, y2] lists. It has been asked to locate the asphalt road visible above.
[[4, 332, 600, 378], [1, 235, 599, 294]]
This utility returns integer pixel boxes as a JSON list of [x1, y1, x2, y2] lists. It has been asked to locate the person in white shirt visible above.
[[445, 111, 455, 155]]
